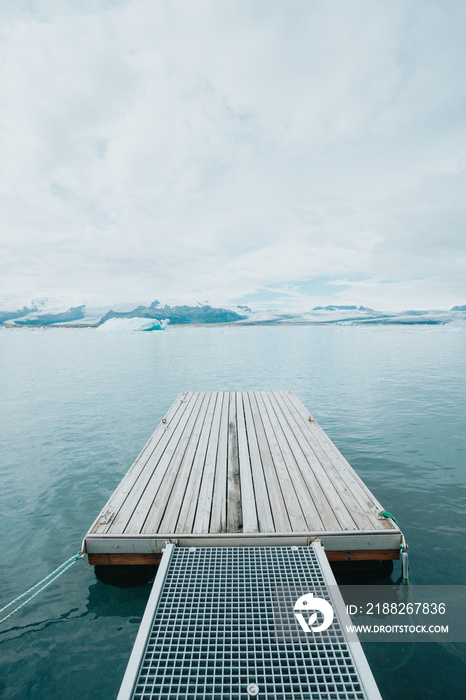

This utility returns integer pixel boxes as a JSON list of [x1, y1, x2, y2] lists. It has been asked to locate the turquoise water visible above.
[[0, 325, 465, 699]]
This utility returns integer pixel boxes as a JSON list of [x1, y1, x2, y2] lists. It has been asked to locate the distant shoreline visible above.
[[0, 319, 452, 329]]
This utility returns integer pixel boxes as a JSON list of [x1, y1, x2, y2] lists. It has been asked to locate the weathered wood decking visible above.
[[84, 391, 401, 564]]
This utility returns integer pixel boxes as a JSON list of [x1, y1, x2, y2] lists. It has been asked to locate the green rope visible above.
[[381, 510, 399, 526], [0, 552, 84, 625]]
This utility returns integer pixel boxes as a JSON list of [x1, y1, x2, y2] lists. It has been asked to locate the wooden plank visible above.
[[278, 391, 379, 530], [253, 391, 308, 531], [209, 392, 230, 533], [87, 550, 398, 566], [236, 392, 259, 533], [268, 390, 350, 530], [90, 392, 193, 534], [156, 391, 212, 533], [143, 392, 210, 533], [104, 392, 197, 534], [260, 391, 328, 531], [280, 391, 381, 515], [247, 391, 291, 532], [242, 392, 275, 532], [326, 550, 400, 562], [265, 391, 346, 530], [307, 417, 386, 526], [269, 391, 360, 531], [308, 416, 394, 527], [175, 392, 219, 534], [226, 392, 242, 532], [193, 392, 224, 533], [88, 553, 162, 566], [120, 392, 204, 534]]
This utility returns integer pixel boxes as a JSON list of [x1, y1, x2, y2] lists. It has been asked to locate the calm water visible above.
[[0, 325, 465, 699]]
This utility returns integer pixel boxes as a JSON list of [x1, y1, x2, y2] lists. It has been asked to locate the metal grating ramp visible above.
[[118, 543, 382, 700]]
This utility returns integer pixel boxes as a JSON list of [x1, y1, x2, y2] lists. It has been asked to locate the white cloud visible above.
[[0, 0, 465, 309]]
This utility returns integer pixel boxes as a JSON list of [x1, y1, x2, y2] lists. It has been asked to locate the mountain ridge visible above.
[[0, 297, 465, 328]]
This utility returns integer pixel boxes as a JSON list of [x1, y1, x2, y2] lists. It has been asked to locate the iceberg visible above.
[[96, 318, 170, 332]]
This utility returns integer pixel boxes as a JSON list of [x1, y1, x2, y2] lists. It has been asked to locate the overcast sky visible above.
[[1, 0, 465, 311]]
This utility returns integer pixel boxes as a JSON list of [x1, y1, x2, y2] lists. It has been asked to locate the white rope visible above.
[[0, 552, 84, 625]]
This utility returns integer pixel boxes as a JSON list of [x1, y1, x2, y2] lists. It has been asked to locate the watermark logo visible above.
[[294, 593, 334, 633]]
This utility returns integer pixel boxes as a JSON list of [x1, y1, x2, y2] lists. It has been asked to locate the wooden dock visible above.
[[84, 390, 401, 565]]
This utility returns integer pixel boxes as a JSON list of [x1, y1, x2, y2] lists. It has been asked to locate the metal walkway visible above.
[[118, 542, 381, 700]]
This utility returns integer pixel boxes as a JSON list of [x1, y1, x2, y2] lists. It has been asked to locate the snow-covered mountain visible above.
[[0, 298, 246, 328], [236, 305, 466, 325], [0, 297, 465, 329]]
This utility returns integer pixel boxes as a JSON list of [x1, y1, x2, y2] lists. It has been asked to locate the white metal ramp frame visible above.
[[117, 542, 382, 700]]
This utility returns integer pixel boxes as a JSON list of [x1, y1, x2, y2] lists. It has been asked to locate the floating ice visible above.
[[96, 318, 170, 332]]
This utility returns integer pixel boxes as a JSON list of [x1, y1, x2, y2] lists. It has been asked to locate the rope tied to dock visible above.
[[381, 511, 410, 583], [0, 551, 84, 625]]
